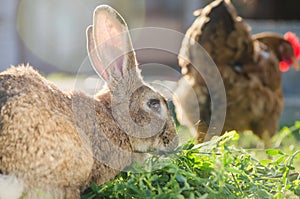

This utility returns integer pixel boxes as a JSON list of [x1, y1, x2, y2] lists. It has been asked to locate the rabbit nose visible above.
[[160, 131, 178, 153], [166, 134, 179, 152]]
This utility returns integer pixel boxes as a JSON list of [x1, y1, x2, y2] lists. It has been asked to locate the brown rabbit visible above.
[[0, 5, 178, 199]]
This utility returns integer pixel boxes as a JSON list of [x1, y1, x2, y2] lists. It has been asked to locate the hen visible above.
[[174, 0, 300, 147]]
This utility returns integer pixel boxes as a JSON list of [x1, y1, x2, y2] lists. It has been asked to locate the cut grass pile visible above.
[[82, 123, 300, 199]]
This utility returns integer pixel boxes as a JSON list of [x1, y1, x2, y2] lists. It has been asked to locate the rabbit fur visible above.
[[0, 5, 178, 199]]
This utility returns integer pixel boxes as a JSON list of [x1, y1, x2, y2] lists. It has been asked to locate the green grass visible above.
[[81, 122, 300, 199]]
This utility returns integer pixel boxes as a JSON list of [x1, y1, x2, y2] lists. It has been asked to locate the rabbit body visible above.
[[0, 66, 94, 198], [0, 5, 178, 199], [0, 65, 131, 198]]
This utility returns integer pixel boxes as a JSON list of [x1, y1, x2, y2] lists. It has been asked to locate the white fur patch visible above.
[[0, 174, 24, 199]]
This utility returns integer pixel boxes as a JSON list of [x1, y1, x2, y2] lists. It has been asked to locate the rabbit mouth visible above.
[[130, 123, 178, 154], [152, 124, 178, 154], [161, 123, 178, 147]]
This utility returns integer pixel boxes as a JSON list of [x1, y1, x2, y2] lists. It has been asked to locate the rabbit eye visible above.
[[147, 99, 161, 112]]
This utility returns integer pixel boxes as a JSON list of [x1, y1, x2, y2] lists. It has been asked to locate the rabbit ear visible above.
[[87, 5, 138, 85], [87, 25, 109, 80]]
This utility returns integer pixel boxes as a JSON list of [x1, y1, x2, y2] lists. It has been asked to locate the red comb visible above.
[[284, 31, 300, 59], [279, 61, 290, 72]]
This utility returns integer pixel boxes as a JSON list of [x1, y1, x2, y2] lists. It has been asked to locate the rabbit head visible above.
[[86, 5, 178, 154]]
